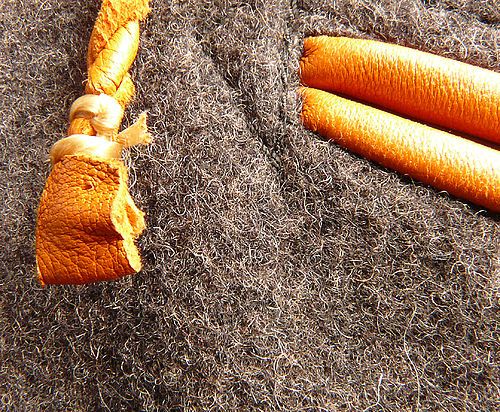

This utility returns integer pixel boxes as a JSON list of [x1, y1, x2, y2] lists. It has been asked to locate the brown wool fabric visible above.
[[1, 0, 499, 410]]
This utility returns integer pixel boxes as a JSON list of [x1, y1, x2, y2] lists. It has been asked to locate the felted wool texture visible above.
[[1, 0, 499, 410]]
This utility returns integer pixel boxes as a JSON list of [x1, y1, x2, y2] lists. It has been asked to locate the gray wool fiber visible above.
[[1, 0, 499, 410]]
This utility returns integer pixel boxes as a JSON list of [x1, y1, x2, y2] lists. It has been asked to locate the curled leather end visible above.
[[35, 155, 145, 285]]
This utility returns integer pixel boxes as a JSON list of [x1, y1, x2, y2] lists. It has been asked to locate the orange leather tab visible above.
[[35, 155, 145, 285]]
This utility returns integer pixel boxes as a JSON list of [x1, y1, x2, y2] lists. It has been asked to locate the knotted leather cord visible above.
[[35, 0, 151, 285], [50, 94, 150, 164]]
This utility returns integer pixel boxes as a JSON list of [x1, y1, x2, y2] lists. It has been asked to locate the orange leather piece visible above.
[[36, 0, 150, 285], [300, 87, 500, 212], [300, 36, 500, 145], [36, 155, 145, 285]]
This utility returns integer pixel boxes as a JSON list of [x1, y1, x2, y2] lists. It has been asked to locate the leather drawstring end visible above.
[[35, 0, 151, 286]]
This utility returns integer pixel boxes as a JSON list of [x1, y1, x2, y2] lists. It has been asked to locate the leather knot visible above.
[[70, 94, 124, 138], [50, 94, 151, 165]]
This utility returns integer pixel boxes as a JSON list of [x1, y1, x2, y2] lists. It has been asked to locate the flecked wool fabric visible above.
[[1, 0, 499, 410]]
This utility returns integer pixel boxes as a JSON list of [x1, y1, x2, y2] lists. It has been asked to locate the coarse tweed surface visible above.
[[1, 0, 499, 410]]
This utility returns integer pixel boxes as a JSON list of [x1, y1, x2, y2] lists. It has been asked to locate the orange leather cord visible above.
[[36, 0, 151, 285], [299, 37, 500, 212], [300, 87, 500, 213]]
